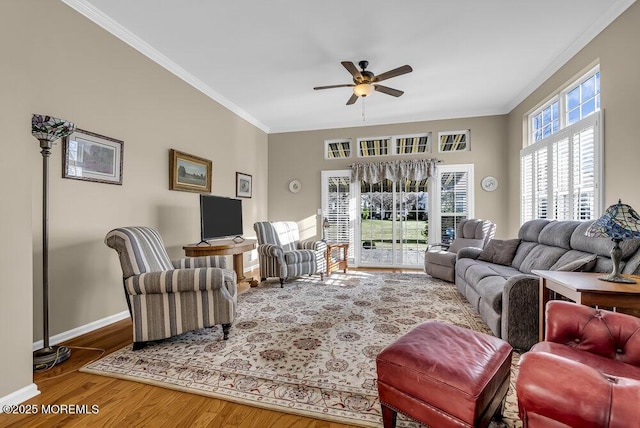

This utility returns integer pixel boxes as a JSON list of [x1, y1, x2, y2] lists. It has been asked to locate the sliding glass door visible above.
[[359, 179, 429, 267], [321, 164, 472, 269]]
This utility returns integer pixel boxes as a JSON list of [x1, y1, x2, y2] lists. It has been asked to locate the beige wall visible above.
[[507, 1, 640, 237], [268, 115, 509, 240], [0, 0, 267, 398]]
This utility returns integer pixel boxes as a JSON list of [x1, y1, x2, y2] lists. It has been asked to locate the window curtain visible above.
[[350, 159, 439, 184]]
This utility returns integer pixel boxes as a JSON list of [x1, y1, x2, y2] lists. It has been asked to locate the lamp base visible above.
[[33, 345, 71, 371], [597, 273, 637, 284]]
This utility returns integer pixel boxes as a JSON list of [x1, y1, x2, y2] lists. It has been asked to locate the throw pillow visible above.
[[478, 239, 521, 266], [555, 254, 597, 272]]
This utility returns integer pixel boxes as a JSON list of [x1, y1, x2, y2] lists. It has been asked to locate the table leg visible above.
[[342, 245, 348, 273], [233, 253, 246, 282]]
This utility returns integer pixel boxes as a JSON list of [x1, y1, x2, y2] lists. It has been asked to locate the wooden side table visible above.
[[326, 242, 349, 276], [184, 239, 257, 286], [533, 269, 640, 341]]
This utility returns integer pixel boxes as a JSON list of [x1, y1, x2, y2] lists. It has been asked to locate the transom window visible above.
[[529, 66, 600, 145], [438, 130, 469, 152], [325, 139, 352, 159], [394, 133, 431, 155], [357, 137, 390, 157]]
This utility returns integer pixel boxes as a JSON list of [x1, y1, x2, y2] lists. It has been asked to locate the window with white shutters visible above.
[[321, 170, 354, 260], [434, 164, 474, 243], [520, 113, 600, 223]]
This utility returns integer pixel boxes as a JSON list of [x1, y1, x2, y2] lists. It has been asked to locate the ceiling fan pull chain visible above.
[[362, 99, 366, 122]]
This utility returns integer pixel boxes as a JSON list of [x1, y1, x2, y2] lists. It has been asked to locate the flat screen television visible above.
[[200, 195, 243, 242]]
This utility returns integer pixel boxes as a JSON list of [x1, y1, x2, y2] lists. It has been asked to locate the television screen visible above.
[[200, 195, 243, 241]]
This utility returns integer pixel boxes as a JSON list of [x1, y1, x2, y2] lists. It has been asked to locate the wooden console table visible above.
[[326, 242, 349, 276], [534, 269, 640, 341], [184, 239, 257, 285]]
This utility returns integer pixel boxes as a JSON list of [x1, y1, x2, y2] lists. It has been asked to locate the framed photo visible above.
[[236, 172, 252, 198], [169, 149, 212, 193], [63, 128, 123, 185]]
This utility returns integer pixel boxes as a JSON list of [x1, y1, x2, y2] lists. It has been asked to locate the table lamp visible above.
[[322, 217, 330, 241], [585, 199, 640, 283]]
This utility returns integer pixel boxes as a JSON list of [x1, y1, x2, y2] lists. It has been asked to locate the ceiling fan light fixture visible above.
[[353, 83, 374, 97]]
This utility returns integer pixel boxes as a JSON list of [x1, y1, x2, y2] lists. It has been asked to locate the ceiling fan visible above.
[[314, 60, 413, 105]]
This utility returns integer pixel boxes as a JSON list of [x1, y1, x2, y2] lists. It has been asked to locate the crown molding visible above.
[[506, 0, 637, 113], [60, 0, 270, 133]]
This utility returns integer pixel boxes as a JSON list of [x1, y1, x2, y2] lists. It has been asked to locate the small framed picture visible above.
[[236, 172, 252, 198], [169, 149, 212, 193], [63, 128, 123, 185]]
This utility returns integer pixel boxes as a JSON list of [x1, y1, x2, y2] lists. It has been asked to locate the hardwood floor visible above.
[[3, 268, 418, 427]]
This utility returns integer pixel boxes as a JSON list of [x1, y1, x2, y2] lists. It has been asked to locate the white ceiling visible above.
[[63, 0, 635, 134]]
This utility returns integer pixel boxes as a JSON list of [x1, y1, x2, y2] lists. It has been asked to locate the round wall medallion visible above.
[[288, 180, 302, 193], [481, 176, 498, 192]]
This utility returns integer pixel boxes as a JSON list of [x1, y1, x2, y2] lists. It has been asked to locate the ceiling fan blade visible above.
[[341, 61, 363, 80], [346, 93, 359, 105], [313, 84, 354, 90], [373, 65, 413, 83], [374, 84, 404, 97]]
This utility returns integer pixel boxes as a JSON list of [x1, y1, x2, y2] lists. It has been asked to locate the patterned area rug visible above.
[[82, 271, 521, 427]]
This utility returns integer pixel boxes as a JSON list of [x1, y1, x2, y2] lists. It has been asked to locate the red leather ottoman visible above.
[[376, 321, 513, 428]]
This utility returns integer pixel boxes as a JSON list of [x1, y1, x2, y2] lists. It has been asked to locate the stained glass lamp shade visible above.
[[31, 114, 76, 371], [32, 114, 76, 144], [585, 200, 640, 283]]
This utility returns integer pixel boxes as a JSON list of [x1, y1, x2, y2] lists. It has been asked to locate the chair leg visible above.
[[222, 323, 231, 340], [381, 403, 397, 428], [279, 278, 285, 288], [132, 341, 147, 351], [320, 273, 324, 281], [260, 277, 266, 282]]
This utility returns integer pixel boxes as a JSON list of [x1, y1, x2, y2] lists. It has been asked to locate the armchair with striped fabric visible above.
[[105, 226, 237, 350], [253, 221, 326, 287]]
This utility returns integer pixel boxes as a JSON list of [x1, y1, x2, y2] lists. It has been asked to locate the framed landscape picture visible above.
[[169, 149, 212, 193], [62, 128, 123, 185], [236, 172, 252, 198]]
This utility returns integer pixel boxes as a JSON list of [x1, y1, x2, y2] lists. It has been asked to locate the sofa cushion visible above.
[[554, 254, 597, 272], [518, 245, 567, 274], [475, 275, 507, 312], [538, 221, 581, 249], [478, 239, 521, 266], [518, 219, 551, 242]]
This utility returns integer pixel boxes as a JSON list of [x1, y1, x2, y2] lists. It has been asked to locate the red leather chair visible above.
[[516, 300, 640, 427]]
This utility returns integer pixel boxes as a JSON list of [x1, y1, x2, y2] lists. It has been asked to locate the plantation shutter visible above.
[[437, 165, 473, 242], [521, 112, 600, 223], [321, 170, 354, 260]]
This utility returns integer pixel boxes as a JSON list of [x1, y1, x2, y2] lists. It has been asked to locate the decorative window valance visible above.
[[350, 158, 439, 184]]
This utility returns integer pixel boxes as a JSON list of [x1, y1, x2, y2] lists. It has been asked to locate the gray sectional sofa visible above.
[[455, 219, 640, 351]]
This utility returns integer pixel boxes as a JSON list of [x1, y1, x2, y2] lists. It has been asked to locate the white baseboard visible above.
[[32, 310, 130, 351], [0, 383, 40, 410]]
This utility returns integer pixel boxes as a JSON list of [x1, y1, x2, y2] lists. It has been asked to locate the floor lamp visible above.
[[32, 114, 76, 371]]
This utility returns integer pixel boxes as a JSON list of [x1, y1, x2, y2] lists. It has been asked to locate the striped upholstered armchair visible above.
[[105, 227, 237, 349], [254, 221, 326, 287]]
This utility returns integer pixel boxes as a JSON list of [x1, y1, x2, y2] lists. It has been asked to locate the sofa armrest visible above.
[[257, 243, 285, 260], [426, 242, 451, 252], [457, 247, 483, 259], [124, 267, 229, 295], [299, 239, 327, 253], [172, 255, 227, 269], [517, 352, 640, 427], [501, 274, 540, 351]]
